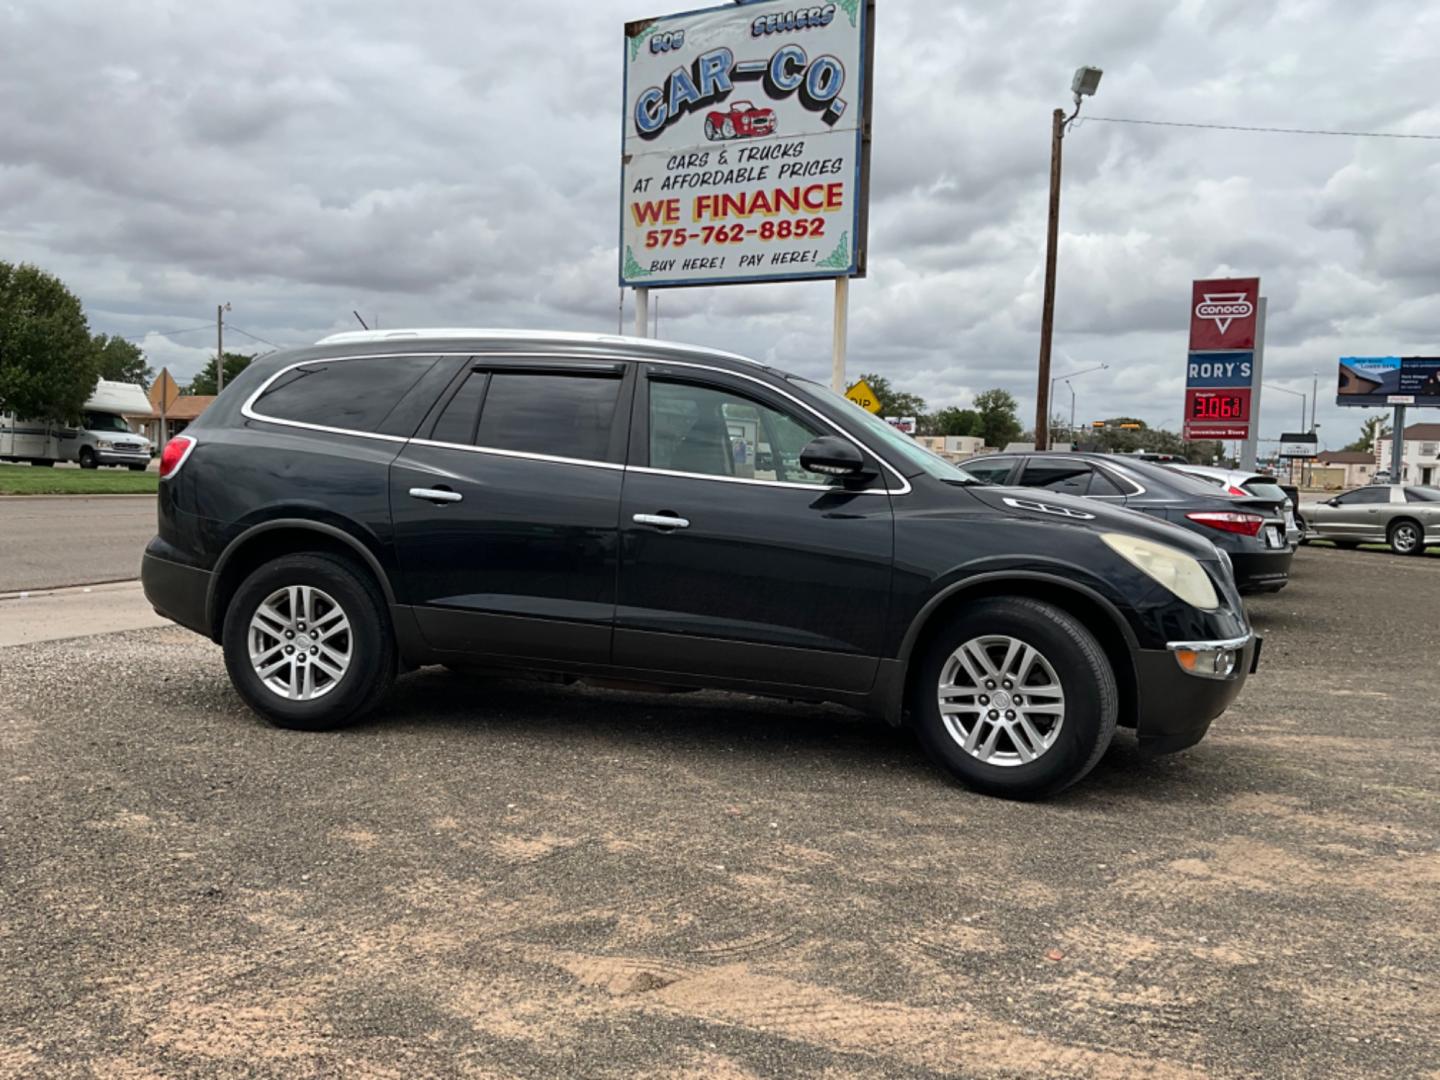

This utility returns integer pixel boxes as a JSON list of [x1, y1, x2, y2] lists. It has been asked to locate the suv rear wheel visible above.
[[913, 598, 1117, 799], [222, 553, 395, 730]]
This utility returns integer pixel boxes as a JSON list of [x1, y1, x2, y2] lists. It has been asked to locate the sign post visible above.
[[620, 1, 873, 362]]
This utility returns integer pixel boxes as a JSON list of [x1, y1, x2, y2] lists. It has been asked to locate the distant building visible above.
[[1377, 423, 1440, 487], [917, 435, 989, 460], [143, 368, 215, 445], [1313, 450, 1378, 489]]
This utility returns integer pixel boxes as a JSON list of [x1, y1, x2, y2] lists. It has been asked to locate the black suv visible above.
[[142, 331, 1259, 798]]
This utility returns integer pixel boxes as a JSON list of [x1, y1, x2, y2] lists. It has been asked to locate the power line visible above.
[[1084, 116, 1440, 140], [122, 323, 213, 343], [223, 324, 283, 348]]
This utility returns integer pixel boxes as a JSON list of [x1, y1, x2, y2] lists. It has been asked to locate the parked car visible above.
[[1306, 485, 1440, 555], [959, 451, 1293, 593], [1165, 464, 1303, 546], [703, 100, 776, 140], [141, 330, 1260, 799]]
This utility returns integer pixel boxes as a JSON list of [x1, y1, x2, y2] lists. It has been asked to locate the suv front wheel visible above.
[[222, 553, 396, 730], [913, 598, 1117, 799]]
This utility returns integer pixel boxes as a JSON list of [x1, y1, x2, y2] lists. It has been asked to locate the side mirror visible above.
[[800, 435, 869, 478]]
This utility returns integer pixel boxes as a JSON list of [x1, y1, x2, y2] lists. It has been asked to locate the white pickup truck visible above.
[[0, 379, 153, 470]]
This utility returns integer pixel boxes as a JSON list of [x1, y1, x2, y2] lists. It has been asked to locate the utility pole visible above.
[[216, 302, 231, 393], [1034, 67, 1103, 452], [1310, 369, 1318, 430], [1035, 107, 1065, 452]]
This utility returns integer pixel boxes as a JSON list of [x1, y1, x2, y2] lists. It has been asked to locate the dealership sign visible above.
[[1336, 356, 1440, 407], [620, 1, 872, 288]]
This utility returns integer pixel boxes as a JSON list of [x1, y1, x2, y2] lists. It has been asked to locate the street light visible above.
[[1263, 382, 1308, 484], [1034, 65, 1103, 452], [1048, 361, 1108, 448]]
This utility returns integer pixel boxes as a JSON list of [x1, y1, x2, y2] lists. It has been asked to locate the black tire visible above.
[[912, 598, 1118, 800], [1388, 520, 1424, 557], [128, 464, 148, 472], [222, 552, 395, 731], [30, 459, 55, 467], [1331, 541, 1360, 550], [78, 447, 97, 469]]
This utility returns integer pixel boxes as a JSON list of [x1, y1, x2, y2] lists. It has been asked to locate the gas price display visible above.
[[1186, 388, 1250, 422]]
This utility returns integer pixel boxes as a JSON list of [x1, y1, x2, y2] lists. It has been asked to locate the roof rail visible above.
[[313, 327, 757, 365]]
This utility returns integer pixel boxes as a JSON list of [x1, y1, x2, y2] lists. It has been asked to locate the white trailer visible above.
[[0, 380, 154, 469]]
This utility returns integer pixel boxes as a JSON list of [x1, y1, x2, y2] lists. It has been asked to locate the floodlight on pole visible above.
[[1034, 66, 1104, 453]]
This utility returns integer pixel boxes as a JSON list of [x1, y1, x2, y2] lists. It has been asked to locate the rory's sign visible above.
[[620, 1, 873, 288]]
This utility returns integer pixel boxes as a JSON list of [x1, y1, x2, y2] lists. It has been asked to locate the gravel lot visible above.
[[2, 546, 1436, 1078]]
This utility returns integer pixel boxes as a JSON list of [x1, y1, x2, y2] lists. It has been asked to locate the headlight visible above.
[[1101, 533, 1220, 610], [96, 440, 113, 450]]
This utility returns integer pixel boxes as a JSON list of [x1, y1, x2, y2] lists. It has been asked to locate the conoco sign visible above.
[[1189, 277, 1260, 351]]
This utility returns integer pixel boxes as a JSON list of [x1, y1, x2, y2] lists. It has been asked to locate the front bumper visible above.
[[1229, 546, 1293, 592], [1133, 631, 1260, 754], [141, 543, 212, 638], [95, 449, 151, 466]]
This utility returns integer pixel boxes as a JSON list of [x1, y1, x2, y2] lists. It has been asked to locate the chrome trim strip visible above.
[[1166, 633, 1253, 653], [1095, 462, 1147, 497], [627, 465, 852, 493], [410, 436, 626, 472]]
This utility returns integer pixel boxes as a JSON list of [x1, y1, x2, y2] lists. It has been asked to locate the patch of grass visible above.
[[0, 463, 157, 496]]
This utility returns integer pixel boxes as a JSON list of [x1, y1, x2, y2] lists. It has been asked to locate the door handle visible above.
[[409, 487, 463, 504], [633, 512, 689, 530]]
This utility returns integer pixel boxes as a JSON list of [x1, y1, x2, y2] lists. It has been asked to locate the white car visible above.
[[1166, 465, 1302, 547]]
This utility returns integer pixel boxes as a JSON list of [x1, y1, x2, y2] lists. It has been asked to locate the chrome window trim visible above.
[[240, 350, 911, 493], [409, 436, 625, 472]]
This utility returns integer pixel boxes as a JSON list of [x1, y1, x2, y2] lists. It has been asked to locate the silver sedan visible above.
[[1307, 485, 1440, 555]]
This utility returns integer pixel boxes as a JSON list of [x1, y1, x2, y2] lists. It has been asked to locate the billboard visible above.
[[620, 1, 872, 288], [1189, 277, 1260, 351], [1336, 357, 1440, 407]]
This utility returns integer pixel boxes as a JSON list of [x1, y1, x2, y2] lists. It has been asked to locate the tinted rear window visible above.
[[254, 356, 438, 433], [475, 373, 622, 462], [1241, 481, 1287, 503], [1405, 486, 1440, 502]]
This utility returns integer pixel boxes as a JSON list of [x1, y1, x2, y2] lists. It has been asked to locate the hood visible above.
[[964, 485, 1222, 562]]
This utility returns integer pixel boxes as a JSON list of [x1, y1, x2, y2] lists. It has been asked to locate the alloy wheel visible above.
[[1393, 523, 1419, 553], [247, 585, 352, 700], [937, 635, 1066, 766]]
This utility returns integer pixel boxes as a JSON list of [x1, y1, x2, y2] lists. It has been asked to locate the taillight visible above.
[[158, 435, 197, 479], [1225, 484, 1247, 497], [1187, 511, 1264, 537]]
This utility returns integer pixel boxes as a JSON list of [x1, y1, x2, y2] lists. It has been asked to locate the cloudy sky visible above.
[[3, 0, 1437, 448]]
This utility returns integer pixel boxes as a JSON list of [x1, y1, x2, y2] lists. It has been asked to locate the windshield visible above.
[[83, 412, 131, 433], [1242, 481, 1288, 504], [790, 377, 979, 483]]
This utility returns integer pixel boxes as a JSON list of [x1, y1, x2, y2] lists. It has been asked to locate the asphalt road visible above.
[[2, 545, 1436, 1078], [0, 496, 155, 592]]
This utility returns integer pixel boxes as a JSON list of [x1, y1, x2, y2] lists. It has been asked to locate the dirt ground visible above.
[[1, 545, 1437, 1078]]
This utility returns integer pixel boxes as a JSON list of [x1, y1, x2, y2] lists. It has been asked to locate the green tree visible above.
[[92, 334, 153, 388], [1343, 415, 1390, 454], [973, 388, 1022, 449], [929, 406, 980, 437], [856, 372, 927, 419], [187, 352, 256, 395], [0, 261, 99, 423]]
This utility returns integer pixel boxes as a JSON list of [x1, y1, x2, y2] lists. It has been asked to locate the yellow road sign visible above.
[[845, 379, 882, 414]]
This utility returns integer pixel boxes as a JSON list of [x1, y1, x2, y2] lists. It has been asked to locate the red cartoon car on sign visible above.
[[703, 100, 776, 141]]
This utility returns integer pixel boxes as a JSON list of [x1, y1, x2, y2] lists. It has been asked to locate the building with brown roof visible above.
[[143, 368, 216, 445], [1377, 423, 1440, 487]]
